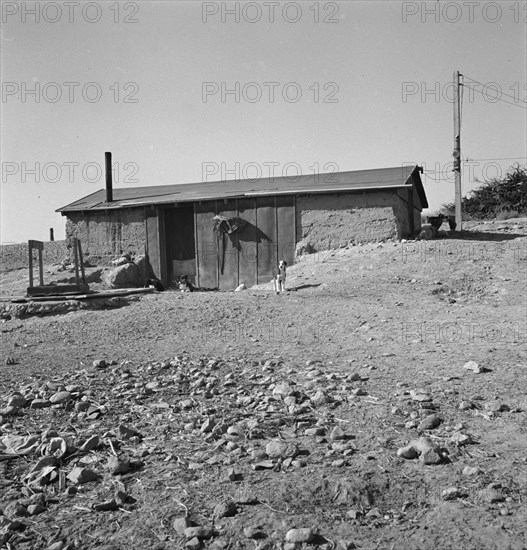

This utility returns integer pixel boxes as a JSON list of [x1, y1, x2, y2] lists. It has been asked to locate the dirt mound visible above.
[[0, 228, 526, 549]]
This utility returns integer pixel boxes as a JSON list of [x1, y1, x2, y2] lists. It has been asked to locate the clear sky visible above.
[[1, 0, 526, 243]]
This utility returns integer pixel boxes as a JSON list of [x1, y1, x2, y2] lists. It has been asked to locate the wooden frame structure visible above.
[[27, 238, 88, 297], [28, 240, 44, 288]]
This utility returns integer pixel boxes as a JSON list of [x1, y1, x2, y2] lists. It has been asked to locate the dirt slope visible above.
[[0, 222, 526, 550]]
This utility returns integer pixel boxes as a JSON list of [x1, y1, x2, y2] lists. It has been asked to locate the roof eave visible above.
[[58, 183, 417, 213]]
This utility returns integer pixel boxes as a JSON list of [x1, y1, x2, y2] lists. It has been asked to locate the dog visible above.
[[427, 214, 457, 232], [144, 278, 165, 291], [177, 275, 195, 293], [427, 215, 444, 231], [273, 260, 287, 294]]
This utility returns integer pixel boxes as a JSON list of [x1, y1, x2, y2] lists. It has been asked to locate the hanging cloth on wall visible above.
[[211, 215, 247, 274]]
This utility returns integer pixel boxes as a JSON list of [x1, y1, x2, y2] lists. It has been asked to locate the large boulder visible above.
[[295, 239, 316, 258], [111, 254, 132, 267], [134, 254, 155, 280], [105, 262, 141, 288]]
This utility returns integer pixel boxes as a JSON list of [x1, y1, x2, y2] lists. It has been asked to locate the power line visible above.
[[461, 78, 527, 110], [461, 84, 527, 110], [461, 75, 527, 110], [463, 75, 527, 105], [422, 157, 526, 169], [422, 158, 526, 178], [464, 157, 527, 162]]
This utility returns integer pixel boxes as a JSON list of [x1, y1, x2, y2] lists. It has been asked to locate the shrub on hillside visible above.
[[442, 164, 527, 220]]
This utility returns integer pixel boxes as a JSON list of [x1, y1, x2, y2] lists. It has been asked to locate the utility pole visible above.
[[453, 70, 462, 230]]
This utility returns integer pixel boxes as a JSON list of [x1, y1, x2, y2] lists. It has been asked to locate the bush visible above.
[[442, 164, 527, 220]]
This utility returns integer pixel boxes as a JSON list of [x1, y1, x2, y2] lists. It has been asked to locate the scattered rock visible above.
[[410, 391, 432, 402], [213, 500, 237, 518], [337, 539, 357, 550], [200, 418, 216, 433], [252, 460, 275, 471], [310, 390, 328, 406], [264, 440, 298, 459], [397, 437, 443, 465], [243, 526, 265, 539], [80, 435, 100, 452], [0, 405, 17, 417], [418, 414, 442, 431], [272, 383, 292, 397], [463, 361, 485, 374], [484, 401, 508, 413], [106, 456, 131, 475], [7, 394, 27, 408], [442, 487, 460, 501], [330, 426, 347, 441], [47, 542, 66, 550], [184, 526, 214, 540], [114, 490, 136, 506], [173, 516, 193, 535], [450, 432, 473, 446], [305, 427, 325, 437], [479, 486, 505, 503], [27, 503, 46, 515], [118, 424, 142, 440], [49, 391, 71, 405], [93, 498, 119, 512], [285, 528, 313, 544], [66, 467, 98, 485]]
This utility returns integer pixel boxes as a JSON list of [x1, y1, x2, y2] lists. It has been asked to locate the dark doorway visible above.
[[164, 206, 196, 286]]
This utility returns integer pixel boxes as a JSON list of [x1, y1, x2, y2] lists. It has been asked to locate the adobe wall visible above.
[[295, 191, 402, 250], [394, 187, 423, 238], [0, 241, 71, 268], [65, 208, 146, 264]]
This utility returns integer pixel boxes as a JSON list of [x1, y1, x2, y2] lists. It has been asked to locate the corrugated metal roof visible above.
[[56, 165, 427, 212]]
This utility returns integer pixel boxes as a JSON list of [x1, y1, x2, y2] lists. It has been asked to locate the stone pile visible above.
[[0, 354, 518, 548]]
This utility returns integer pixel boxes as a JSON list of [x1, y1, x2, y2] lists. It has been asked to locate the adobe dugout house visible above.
[[57, 164, 428, 290]]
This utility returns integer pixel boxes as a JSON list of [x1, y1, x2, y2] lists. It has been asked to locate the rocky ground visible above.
[[0, 219, 526, 550]]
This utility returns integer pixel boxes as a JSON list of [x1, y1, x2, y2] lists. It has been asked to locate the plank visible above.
[[217, 199, 239, 290], [237, 198, 257, 288], [145, 208, 162, 280], [256, 197, 277, 284], [276, 195, 295, 266], [195, 201, 218, 288]]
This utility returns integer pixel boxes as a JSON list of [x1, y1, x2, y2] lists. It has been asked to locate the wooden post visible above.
[[28, 242, 34, 288], [28, 240, 44, 289], [38, 248, 44, 286], [77, 239, 86, 285], [453, 70, 462, 231], [105, 152, 113, 202], [73, 238, 80, 287]]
